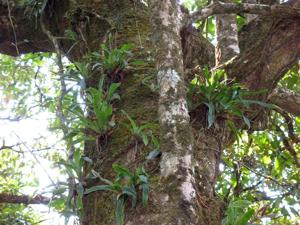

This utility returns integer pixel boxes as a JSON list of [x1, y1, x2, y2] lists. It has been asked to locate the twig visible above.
[[276, 108, 300, 143], [39, 14, 78, 212], [0, 143, 21, 151], [241, 161, 290, 187], [6, 0, 19, 55], [14, 133, 56, 186], [40, 15, 75, 159], [242, 180, 263, 192], [276, 125, 300, 170]]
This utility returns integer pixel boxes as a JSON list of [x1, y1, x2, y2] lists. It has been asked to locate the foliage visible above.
[[0, 149, 40, 224], [92, 43, 134, 73], [217, 113, 300, 224], [122, 110, 154, 146], [187, 68, 272, 128], [85, 165, 150, 225], [182, 0, 209, 12], [0, 53, 54, 119], [72, 83, 120, 135], [222, 200, 255, 225], [0, 149, 36, 192], [48, 149, 94, 224], [0, 204, 40, 225], [279, 63, 300, 92]]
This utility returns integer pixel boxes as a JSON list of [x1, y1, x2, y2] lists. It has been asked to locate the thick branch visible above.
[[0, 193, 50, 205], [0, 1, 54, 56], [181, 25, 215, 81], [269, 88, 300, 117], [189, 1, 300, 25], [215, 0, 240, 66], [227, 5, 300, 93]]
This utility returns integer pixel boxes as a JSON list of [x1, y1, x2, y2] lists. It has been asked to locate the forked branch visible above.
[[188, 1, 300, 25]]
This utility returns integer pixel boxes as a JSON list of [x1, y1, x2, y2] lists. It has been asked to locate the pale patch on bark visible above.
[[157, 69, 181, 97], [244, 0, 257, 22], [201, 7, 213, 16], [215, 8, 240, 65], [159, 99, 189, 124], [159, 3, 171, 27], [161, 193, 170, 202], [230, 23, 238, 32], [228, 44, 240, 54], [160, 153, 180, 177], [160, 152, 196, 203], [180, 153, 196, 202]]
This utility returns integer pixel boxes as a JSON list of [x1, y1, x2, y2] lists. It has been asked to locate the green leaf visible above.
[[73, 149, 81, 167], [131, 60, 146, 66], [122, 185, 137, 208], [231, 200, 251, 208], [122, 110, 138, 131], [262, 156, 272, 165], [115, 196, 125, 225], [84, 185, 114, 194], [50, 198, 66, 210], [142, 183, 149, 206], [113, 164, 132, 178], [234, 209, 254, 225], [141, 133, 148, 146], [52, 186, 67, 196], [241, 100, 274, 109], [107, 83, 121, 101]]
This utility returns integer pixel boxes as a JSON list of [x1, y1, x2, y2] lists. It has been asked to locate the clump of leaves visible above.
[[72, 82, 120, 135], [121, 111, 160, 160], [85, 165, 149, 225], [222, 199, 255, 225], [91, 43, 134, 73], [50, 149, 93, 220], [90, 43, 145, 83], [187, 68, 272, 128], [121, 110, 154, 146]]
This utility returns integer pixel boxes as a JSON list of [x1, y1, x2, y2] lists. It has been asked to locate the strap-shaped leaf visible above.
[[84, 185, 114, 194]]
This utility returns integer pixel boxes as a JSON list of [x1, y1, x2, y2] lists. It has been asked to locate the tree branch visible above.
[[276, 125, 300, 170], [181, 25, 215, 82], [0, 143, 21, 152], [188, 1, 300, 25], [0, 1, 54, 56], [227, 7, 300, 93], [277, 109, 300, 143], [0, 193, 50, 205], [269, 88, 300, 117]]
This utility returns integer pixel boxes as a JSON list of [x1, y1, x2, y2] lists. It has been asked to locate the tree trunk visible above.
[[79, 0, 225, 224]]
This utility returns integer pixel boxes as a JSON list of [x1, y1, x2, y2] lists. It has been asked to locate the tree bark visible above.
[[0, 193, 50, 205], [215, 0, 239, 66], [269, 87, 300, 117]]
